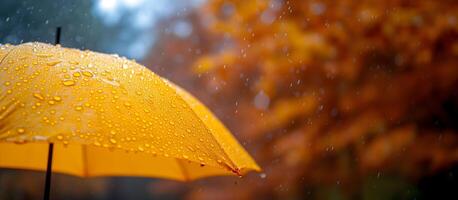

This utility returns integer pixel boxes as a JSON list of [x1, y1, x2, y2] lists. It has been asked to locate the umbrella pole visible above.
[[43, 143, 54, 200], [43, 27, 61, 200]]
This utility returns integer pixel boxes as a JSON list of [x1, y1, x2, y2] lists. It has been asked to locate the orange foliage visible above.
[[185, 0, 458, 199]]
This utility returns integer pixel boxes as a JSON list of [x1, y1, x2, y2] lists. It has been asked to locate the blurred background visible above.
[[1, 0, 458, 199]]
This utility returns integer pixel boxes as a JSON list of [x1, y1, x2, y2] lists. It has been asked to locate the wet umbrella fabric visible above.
[[0, 43, 260, 182]]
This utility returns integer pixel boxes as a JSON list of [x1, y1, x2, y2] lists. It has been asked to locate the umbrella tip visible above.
[[231, 168, 242, 177], [55, 27, 61, 45]]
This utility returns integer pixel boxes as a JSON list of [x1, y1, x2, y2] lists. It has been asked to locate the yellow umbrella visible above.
[[0, 32, 260, 198]]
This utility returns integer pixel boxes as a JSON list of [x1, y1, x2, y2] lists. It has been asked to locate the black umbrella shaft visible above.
[[43, 26, 61, 200], [55, 27, 61, 44], [43, 143, 54, 200]]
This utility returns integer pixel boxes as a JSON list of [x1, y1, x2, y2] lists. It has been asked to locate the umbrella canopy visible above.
[[0, 42, 260, 181]]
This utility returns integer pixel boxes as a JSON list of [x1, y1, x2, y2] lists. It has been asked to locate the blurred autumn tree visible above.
[[150, 0, 458, 199]]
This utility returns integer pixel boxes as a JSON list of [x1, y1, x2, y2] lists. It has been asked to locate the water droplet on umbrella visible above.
[[62, 80, 75, 86], [46, 60, 61, 66], [82, 71, 93, 77], [36, 53, 53, 58], [33, 93, 44, 100]]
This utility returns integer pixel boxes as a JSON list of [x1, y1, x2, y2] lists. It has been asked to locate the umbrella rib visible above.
[[176, 159, 190, 181]]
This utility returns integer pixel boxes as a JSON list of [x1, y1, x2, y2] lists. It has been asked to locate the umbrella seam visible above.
[[176, 159, 189, 181], [163, 81, 238, 171], [185, 105, 238, 170]]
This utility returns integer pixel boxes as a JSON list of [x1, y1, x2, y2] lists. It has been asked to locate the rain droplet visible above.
[[36, 53, 53, 58], [46, 60, 61, 66], [53, 96, 62, 101], [62, 80, 75, 86], [82, 71, 93, 77], [17, 128, 25, 133], [109, 138, 117, 144], [33, 93, 44, 100], [75, 106, 83, 111]]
